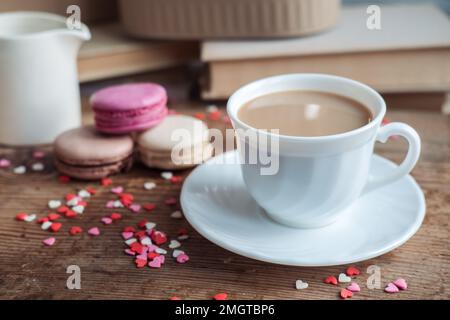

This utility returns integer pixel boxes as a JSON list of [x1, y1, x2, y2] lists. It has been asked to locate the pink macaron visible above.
[[90, 83, 168, 134]]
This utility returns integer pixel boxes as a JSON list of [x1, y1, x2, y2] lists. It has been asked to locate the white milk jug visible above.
[[0, 12, 91, 145]]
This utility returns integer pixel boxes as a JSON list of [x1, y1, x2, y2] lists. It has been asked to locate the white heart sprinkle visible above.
[[338, 273, 352, 283], [13, 166, 26, 174], [170, 210, 183, 219], [66, 198, 79, 206], [172, 249, 185, 258], [41, 221, 52, 230], [295, 280, 309, 290], [206, 104, 218, 113], [155, 248, 167, 255], [113, 200, 124, 208], [169, 240, 181, 249], [161, 171, 173, 180], [24, 214, 37, 222], [144, 182, 156, 190], [78, 190, 91, 198], [145, 222, 156, 230], [48, 200, 61, 209], [141, 237, 152, 246], [72, 205, 84, 214], [31, 163, 44, 171], [125, 238, 137, 246], [178, 235, 189, 241]]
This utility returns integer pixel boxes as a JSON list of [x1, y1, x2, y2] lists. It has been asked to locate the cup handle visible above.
[[364, 122, 421, 193]]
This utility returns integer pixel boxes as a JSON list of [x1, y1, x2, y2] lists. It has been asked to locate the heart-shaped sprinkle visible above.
[[144, 182, 156, 190], [170, 176, 183, 184], [110, 213, 122, 220], [151, 231, 167, 245], [111, 186, 124, 194], [43, 237, 56, 246], [176, 253, 189, 264], [135, 258, 147, 268], [194, 113, 206, 120], [0, 159, 11, 168], [122, 232, 134, 240], [86, 187, 97, 195], [113, 200, 124, 208], [346, 282, 361, 292], [24, 214, 37, 222], [66, 198, 79, 207], [136, 253, 148, 261], [393, 278, 407, 290], [148, 259, 161, 268], [31, 162, 44, 171], [147, 244, 158, 253], [78, 190, 91, 198], [15, 213, 28, 221], [125, 238, 137, 246], [213, 293, 227, 300], [178, 234, 189, 241], [105, 201, 114, 208], [65, 210, 77, 218], [161, 171, 173, 180], [338, 273, 351, 283], [156, 255, 165, 264], [101, 177, 113, 186], [72, 205, 84, 214], [41, 221, 53, 230], [385, 283, 399, 293], [88, 227, 100, 236], [101, 217, 113, 225], [170, 210, 183, 219], [346, 266, 361, 276], [143, 203, 156, 212], [155, 248, 167, 255], [124, 249, 135, 256], [57, 206, 69, 213], [295, 280, 309, 290], [340, 288, 353, 299], [129, 204, 141, 213], [141, 237, 152, 246], [123, 226, 136, 233], [38, 217, 49, 224], [172, 250, 185, 258], [48, 200, 61, 209], [130, 242, 144, 254], [169, 240, 181, 249], [48, 213, 61, 221], [50, 222, 62, 232], [69, 226, 83, 235], [148, 252, 159, 260], [145, 222, 156, 230], [33, 151, 45, 159], [324, 276, 338, 285], [13, 166, 26, 174]]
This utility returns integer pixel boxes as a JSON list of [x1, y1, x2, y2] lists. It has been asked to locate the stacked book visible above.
[[200, 4, 450, 100]]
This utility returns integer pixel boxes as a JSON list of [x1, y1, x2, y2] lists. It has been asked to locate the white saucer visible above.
[[181, 151, 426, 266]]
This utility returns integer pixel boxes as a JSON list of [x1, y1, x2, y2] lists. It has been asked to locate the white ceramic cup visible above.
[[227, 74, 421, 228]]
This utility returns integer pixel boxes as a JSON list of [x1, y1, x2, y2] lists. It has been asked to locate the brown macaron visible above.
[[54, 126, 134, 180]]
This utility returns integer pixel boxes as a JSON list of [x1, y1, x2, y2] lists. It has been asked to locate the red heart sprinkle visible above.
[[110, 213, 122, 220], [324, 276, 338, 285], [48, 213, 61, 221], [143, 203, 156, 212], [130, 242, 144, 254], [50, 222, 62, 233], [69, 226, 83, 235], [58, 175, 70, 183], [135, 230, 147, 239], [138, 219, 148, 229], [194, 113, 206, 120], [135, 258, 147, 268], [65, 193, 77, 201], [86, 187, 97, 195], [346, 266, 361, 276], [340, 288, 353, 299], [170, 176, 183, 184], [38, 217, 49, 224], [213, 293, 228, 300], [15, 213, 28, 221], [123, 226, 135, 233], [77, 200, 88, 207], [65, 210, 77, 218], [147, 252, 159, 260], [101, 177, 113, 186], [57, 206, 69, 213], [165, 197, 177, 205], [151, 231, 167, 245]]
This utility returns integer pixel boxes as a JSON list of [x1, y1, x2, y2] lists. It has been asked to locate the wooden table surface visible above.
[[0, 69, 449, 300]]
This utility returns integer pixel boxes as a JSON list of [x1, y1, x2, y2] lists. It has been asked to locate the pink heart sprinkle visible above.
[[147, 244, 158, 252], [0, 159, 11, 168], [129, 204, 141, 213], [385, 283, 399, 293], [154, 255, 165, 264], [136, 254, 148, 261], [393, 278, 407, 290], [124, 249, 135, 256], [176, 253, 190, 264], [88, 227, 100, 236], [346, 282, 361, 292], [121, 231, 134, 240], [43, 237, 56, 246], [148, 259, 162, 268], [106, 200, 115, 208], [111, 186, 124, 195], [101, 217, 113, 225]]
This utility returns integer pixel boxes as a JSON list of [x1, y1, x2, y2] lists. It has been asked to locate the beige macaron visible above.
[[137, 115, 213, 169]]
